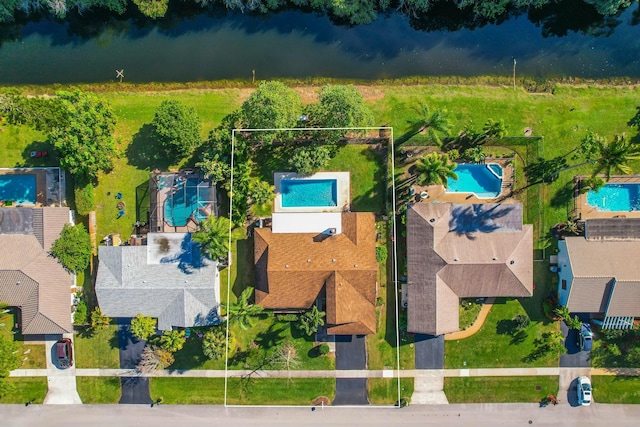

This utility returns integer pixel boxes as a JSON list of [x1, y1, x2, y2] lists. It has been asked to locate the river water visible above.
[[0, 2, 639, 84]]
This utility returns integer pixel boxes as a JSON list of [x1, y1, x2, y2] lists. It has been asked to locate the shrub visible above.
[[73, 300, 88, 326], [376, 297, 384, 307], [288, 144, 331, 175], [74, 179, 95, 215], [318, 344, 330, 355], [50, 223, 92, 273], [130, 314, 157, 341], [376, 245, 388, 263], [513, 314, 530, 330]]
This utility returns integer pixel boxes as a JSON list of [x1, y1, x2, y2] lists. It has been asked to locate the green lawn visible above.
[[76, 377, 121, 403], [592, 376, 640, 404], [368, 378, 414, 405], [0, 312, 46, 369], [150, 377, 335, 405], [73, 325, 120, 369], [445, 298, 559, 368], [444, 376, 558, 403], [0, 377, 47, 404]]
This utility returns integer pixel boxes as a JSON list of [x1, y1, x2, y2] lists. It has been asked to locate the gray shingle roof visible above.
[[96, 233, 220, 330], [407, 203, 533, 336], [0, 207, 72, 335]]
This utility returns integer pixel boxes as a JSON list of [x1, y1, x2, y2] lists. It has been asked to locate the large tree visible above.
[[306, 84, 374, 143], [49, 223, 92, 273], [48, 90, 117, 181], [592, 134, 640, 180], [151, 99, 202, 159], [413, 152, 458, 187], [240, 81, 301, 144], [288, 144, 332, 175], [222, 287, 264, 331]]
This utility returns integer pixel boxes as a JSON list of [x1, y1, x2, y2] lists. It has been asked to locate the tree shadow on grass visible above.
[[550, 181, 575, 209], [19, 140, 58, 168], [253, 144, 297, 183], [254, 321, 287, 350], [126, 124, 172, 171]]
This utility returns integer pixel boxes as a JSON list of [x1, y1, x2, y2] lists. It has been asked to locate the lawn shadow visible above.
[[126, 124, 172, 171], [550, 181, 575, 209], [254, 321, 288, 350], [135, 180, 150, 223], [254, 144, 297, 183], [171, 336, 207, 370], [75, 326, 96, 339], [231, 238, 254, 300], [18, 140, 58, 168]]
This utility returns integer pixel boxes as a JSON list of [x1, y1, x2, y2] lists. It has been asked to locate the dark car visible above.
[[578, 323, 593, 351], [56, 338, 73, 368]]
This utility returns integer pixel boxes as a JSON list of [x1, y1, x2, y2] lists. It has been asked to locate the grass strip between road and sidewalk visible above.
[[76, 377, 122, 403], [591, 376, 640, 404], [444, 376, 559, 403]]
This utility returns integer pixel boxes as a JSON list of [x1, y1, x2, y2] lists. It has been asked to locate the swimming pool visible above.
[[164, 179, 211, 227], [0, 174, 37, 206], [446, 164, 503, 198], [281, 179, 338, 208], [586, 184, 640, 211]]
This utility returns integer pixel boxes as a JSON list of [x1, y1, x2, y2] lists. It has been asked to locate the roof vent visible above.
[[510, 260, 515, 265], [492, 257, 497, 261], [332, 259, 336, 263], [429, 218, 435, 223], [285, 264, 289, 268], [354, 264, 358, 268], [16, 281, 20, 286], [307, 259, 312, 263], [328, 228, 336, 235], [454, 258, 459, 262]]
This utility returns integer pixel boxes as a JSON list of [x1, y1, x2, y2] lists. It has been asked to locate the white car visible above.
[[577, 376, 592, 406]]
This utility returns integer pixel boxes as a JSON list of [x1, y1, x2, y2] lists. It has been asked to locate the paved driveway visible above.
[[414, 334, 444, 369], [43, 334, 82, 405], [117, 319, 152, 404], [333, 335, 369, 405], [560, 321, 591, 368]]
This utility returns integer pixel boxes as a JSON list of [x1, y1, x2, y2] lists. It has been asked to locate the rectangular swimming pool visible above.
[[164, 179, 212, 227], [446, 164, 502, 199], [281, 179, 338, 208], [586, 184, 640, 211], [0, 174, 37, 206]]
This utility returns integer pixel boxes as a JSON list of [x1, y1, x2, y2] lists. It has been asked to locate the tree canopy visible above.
[[49, 223, 92, 273], [240, 81, 301, 143], [48, 90, 117, 181], [0, 335, 19, 398], [223, 287, 264, 330], [130, 314, 157, 341], [151, 99, 202, 158], [192, 216, 243, 261], [414, 153, 458, 187], [288, 144, 332, 175]]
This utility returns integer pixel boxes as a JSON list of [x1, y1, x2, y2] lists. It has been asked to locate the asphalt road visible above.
[[3, 403, 640, 427], [333, 335, 368, 405]]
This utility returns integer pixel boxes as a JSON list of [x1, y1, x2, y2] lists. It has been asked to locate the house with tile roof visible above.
[[96, 232, 220, 330], [406, 202, 533, 336], [557, 218, 640, 329], [254, 212, 377, 335], [0, 207, 73, 335]]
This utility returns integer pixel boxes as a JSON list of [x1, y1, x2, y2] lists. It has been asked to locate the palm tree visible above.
[[592, 134, 640, 180], [482, 118, 508, 140], [406, 102, 452, 146], [413, 153, 458, 187], [223, 287, 264, 330], [463, 146, 486, 164], [298, 306, 326, 336], [192, 216, 243, 261]]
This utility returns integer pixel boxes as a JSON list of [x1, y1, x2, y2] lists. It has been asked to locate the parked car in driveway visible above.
[[578, 323, 593, 351], [577, 376, 592, 406], [56, 338, 73, 368]]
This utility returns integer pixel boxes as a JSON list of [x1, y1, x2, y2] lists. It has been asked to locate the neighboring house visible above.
[[557, 218, 640, 329], [254, 212, 377, 335], [406, 203, 533, 336], [96, 232, 220, 330], [0, 207, 73, 335]]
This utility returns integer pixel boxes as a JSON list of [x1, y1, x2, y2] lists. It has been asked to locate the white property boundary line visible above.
[[225, 126, 400, 408]]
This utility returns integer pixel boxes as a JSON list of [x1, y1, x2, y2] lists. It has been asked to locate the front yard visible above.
[[73, 325, 120, 369], [444, 376, 559, 403], [0, 312, 46, 369]]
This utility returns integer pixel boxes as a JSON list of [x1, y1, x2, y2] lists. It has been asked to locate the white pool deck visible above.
[[273, 172, 350, 214]]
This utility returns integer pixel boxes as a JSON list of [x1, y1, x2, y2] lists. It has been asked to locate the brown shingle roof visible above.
[[407, 203, 533, 336], [254, 212, 377, 335], [0, 208, 72, 335], [606, 281, 640, 317], [563, 237, 640, 281], [566, 277, 613, 313]]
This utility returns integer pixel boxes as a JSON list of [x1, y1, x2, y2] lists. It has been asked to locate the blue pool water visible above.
[[586, 184, 640, 211], [446, 164, 503, 198], [281, 179, 337, 208], [164, 180, 209, 227], [0, 174, 37, 205]]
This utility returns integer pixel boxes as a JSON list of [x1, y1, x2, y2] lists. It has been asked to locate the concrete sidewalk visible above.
[[12, 366, 640, 379]]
